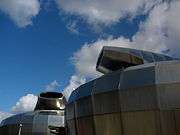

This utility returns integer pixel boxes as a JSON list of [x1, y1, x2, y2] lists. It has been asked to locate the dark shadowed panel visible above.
[[76, 116, 95, 135], [76, 96, 93, 117], [121, 111, 161, 135], [94, 113, 122, 135], [92, 90, 120, 115], [120, 86, 158, 112], [66, 120, 76, 135]]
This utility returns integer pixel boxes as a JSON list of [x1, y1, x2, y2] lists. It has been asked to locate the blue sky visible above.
[[0, 1, 142, 112], [0, 0, 180, 117]]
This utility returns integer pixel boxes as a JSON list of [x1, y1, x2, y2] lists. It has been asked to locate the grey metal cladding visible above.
[[159, 111, 176, 135], [157, 83, 180, 110], [21, 114, 34, 124], [94, 113, 122, 135], [141, 51, 155, 63], [93, 71, 121, 94], [66, 103, 75, 120], [92, 90, 120, 114], [121, 111, 161, 135], [76, 117, 95, 135], [66, 120, 76, 135], [76, 80, 95, 100], [120, 66, 155, 89], [156, 61, 180, 84], [120, 86, 158, 111], [75, 96, 93, 118]]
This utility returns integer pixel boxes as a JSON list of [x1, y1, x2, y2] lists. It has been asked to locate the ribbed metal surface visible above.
[[120, 86, 158, 111], [66, 60, 180, 135]]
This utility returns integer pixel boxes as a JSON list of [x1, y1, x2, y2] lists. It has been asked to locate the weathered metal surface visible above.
[[66, 120, 76, 135], [76, 117, 95, 135], [0, 92, 65, 135], [93, 71, 121, 94], [75, 97, 93, 117], [120, 86, 158, 111], [121, 111, 161, 135], [66, 61, 180, 135], [66, 103, 75, 120], [120, 66, 155, 89], [157, 84, 180, 110], [94, 113, 122, 135], [92, 91, 120, 114]]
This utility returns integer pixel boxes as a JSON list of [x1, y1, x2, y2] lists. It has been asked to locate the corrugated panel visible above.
[[121, 111, 161, 135], [94, 113, 122, 135], [92, 90, 120, 115], [32, 114, 48, 134], [93, 71, 121, 94], [76, 80, 95, 100], [157, 83, 180, 110], [120, 86, 158, 112], [0, 125, 20, 135], [75, 96, 93, 117], [66, 103, 75, 120], [66, 120, 76, 135], [174, 111, 180, 135], [156, 61, 180, 84], [21, 124, 33, 135], [76, 116, 95, 135], [120, 66, 155, 89], [159, 111, 176, 135]]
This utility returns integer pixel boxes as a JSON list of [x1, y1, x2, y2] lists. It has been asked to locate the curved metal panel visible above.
[[93, 71, 121, 94], [121, 111, 160, 135], [92, 91, 120, 115], [120, 66, 155, 89], [76, 117, 95, 135], [94, 113, 122, 135], [120, 86, 158, 112], [75, 96, 93, 117]]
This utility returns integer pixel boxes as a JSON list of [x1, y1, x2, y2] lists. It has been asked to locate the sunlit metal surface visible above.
[[66, 47, 180, 135], [0, 92, 65, 135]]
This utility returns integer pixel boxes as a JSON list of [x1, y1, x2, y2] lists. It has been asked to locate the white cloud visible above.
[[70, 0, 180, 80], [45, 80, 60, 91], [72, 37, 133, 78], [0, 112, 12, 123], [0, 0, 40, 27], [134, 1, 180, 57], [11, 94, 38, 113], [56, 0, 161, 25], [66, 21, 79, 35], [63, 75, 86, 99], [63, 0, 180, 100]]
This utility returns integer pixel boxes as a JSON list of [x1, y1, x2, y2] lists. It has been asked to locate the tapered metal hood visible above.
[[96, 46, 175, 74], [34, 92, 65, 111]]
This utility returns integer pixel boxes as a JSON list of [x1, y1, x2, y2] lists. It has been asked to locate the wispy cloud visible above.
[[63, 0, 180, 100], [56, 0, 161, 26], [0, 0, 40, 27], [44, 80, 60, 91], [11, 94, 38, 113]]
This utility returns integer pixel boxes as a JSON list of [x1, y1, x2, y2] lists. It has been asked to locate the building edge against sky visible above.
[[1, 46, 180, 135], [65, 46, 180, 135]]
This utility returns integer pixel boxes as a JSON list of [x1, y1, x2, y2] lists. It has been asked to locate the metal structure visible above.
[[66, 46, 180, 135], [0, 92, 65, 135]]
